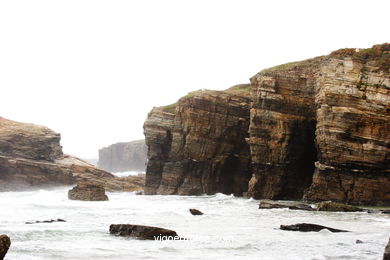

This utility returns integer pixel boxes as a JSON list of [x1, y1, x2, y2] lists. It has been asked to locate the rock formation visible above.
[[189, 208, 204, 215], [384, 237, 390, 260], [144, 44, 390, 205], [0, 235, 10, 260], [0, 117, 144, 192], [280, 223, 349, 232], [258, 199, 313, 211], [98, 140, 147, 172], [144, 87, 252, 195], [315, 201, 363, 212], [68, 183, 109, 201], [109, 224, 178, 240]]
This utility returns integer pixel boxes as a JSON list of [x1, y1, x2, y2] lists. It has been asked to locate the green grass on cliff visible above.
[[330, 43, 390, 71], [161, 103, 177, 113], [260, 56, 324, 74], [225, 84, 251, 95]]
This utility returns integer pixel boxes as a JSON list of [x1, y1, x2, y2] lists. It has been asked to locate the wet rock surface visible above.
[[384, 237, 390, 260], [25, 219, 66, 224], [109, 224, 178, 240], [258, 199, 313, 211], [189, 208, 204, 215], [0, 235, 10, 260], [280, 223, 349, 233], [68, 183, 109, 201], [315, 201, 363, 212]]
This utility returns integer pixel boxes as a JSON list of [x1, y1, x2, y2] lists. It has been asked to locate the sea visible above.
[[0, 183, 389, 259]]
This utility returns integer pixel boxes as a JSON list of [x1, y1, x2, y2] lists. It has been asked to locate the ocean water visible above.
[[111, 171, 145, 177], [0, 188, 389, 260]]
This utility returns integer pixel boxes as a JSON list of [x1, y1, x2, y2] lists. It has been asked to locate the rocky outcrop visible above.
[[189, 208, 204, 215], [144, 87, 251, 195], [280, 223, 349, 232], [315, 201, 363, 212], [258, 199, 313, 211], [384, 238, 390, 260], [109, 224, 178, 240], [0, 235, 10, 260], [68, 183, 109, 201], [25, 219, 66, 224], [0, 117, 63, 161], [98, 140, 147, 172], [0, 117, 144, 192], [143, 44, 390, 205]]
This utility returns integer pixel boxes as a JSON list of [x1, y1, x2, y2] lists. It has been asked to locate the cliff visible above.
[[144, 87, 251, 195], [98, 140, 147, 172], [0, 117, 143, 192], [144, 44, 390, 205]]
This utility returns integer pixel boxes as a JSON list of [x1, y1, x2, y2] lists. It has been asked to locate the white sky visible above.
[[0, 0, 389, 158]]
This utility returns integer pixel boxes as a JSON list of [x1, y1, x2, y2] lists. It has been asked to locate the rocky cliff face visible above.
[[0, 117, 143, 192], [144, 44, 390, 205], [98, 140, 147, 172], [144, 87, 251, 195]]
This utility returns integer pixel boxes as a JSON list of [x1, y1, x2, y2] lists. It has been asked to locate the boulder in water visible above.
[[109, 224, 178, 240], [259, 199, 313, 211], [280, 223, 349, 233], [189, 208, 204, 215], [0, 235, 11, 260], [68, 183, 109, 201], [384, 237, 390, 260], [315, 201, 363, 212]]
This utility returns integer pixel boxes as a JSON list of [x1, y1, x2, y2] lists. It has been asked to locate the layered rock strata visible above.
[[144, 87, 252, 195], [98, 140, 147, 172], [144, 44, 390, 205], [0, 117, 143, 192], [68, 183, 109, 201]]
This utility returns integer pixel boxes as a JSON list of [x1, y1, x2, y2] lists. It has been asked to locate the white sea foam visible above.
[[0, 188, 389, 259]]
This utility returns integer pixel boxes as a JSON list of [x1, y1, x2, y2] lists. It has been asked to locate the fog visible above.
[[1, 0, 388, 158]]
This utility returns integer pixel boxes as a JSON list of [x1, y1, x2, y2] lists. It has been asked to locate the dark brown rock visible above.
[[68, 183, 109, 201], [384, 237, 390, 260], [189, 208, 204, 215], [98, 140, 147, 172], [315, 201, 363, 212], [0, 235, 10, 260], [109, 224, 178, 240], [280, 223, 349, 233], [258, 199, 313, 211], [25, 219, 66, 224]]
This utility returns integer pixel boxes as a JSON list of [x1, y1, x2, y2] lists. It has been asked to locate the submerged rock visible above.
[[189, 208, 204, 215], [356, 240, 364, 244], [280, 223, 349, 233], [68, 183, 109, 201], [384, 237, 390, 260], [0, 235, 11, 260], [315, 201, 363, 212], [25, 219, 66, 224], [258, 199, 313, 211], [109, 224, 178, 240]]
